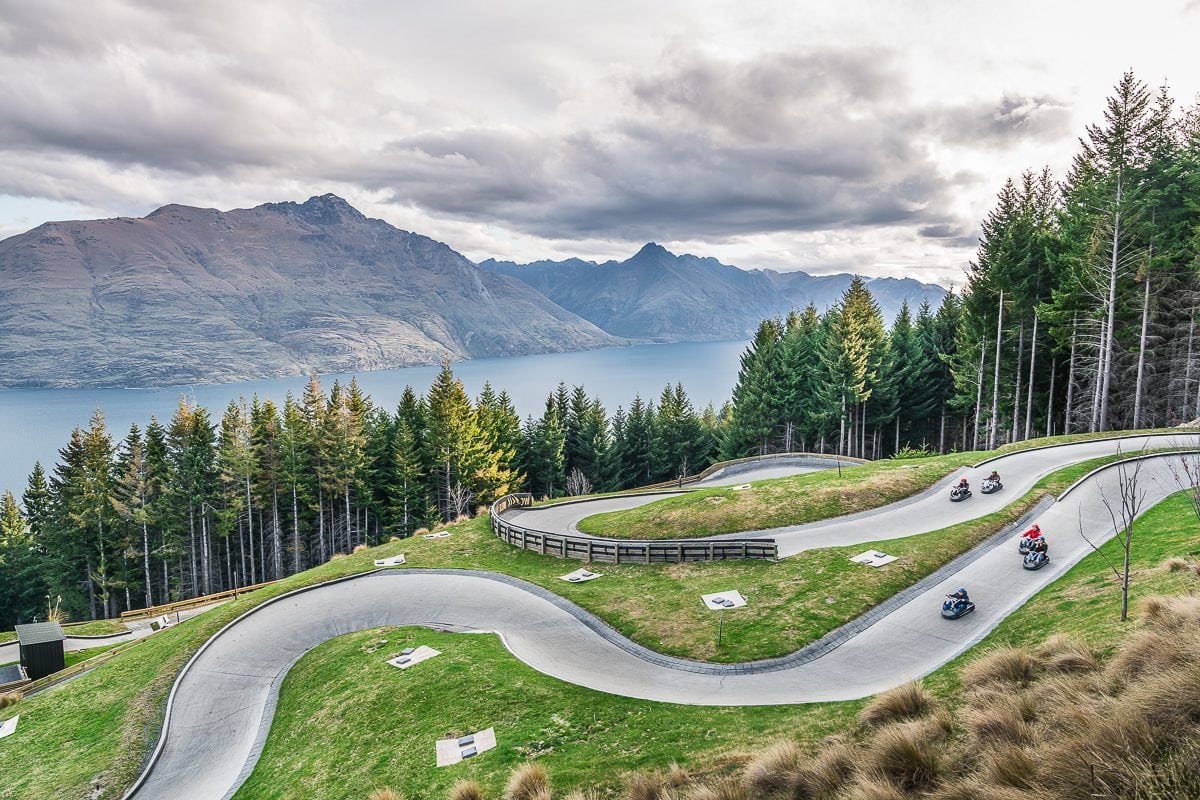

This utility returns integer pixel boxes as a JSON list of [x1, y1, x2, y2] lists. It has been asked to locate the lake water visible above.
[[0, 340, 748, 494]]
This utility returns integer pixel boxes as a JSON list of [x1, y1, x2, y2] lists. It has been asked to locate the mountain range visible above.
[[0, 195, 947, 388], [479, 244, 945, 340]]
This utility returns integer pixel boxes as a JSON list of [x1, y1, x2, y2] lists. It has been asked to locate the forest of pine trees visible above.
[[0, 366, 726, 626], [1, 72, 1197, 626], [723, 72, 1200, 458]]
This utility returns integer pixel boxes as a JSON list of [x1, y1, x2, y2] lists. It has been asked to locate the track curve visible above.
[[504, 433, 1200, 556], [126, 437, 1198, 800]]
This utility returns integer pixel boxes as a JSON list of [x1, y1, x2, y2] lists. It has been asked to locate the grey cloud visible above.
[[934, 94, 1073, 145], [353, 49, 963, 241]]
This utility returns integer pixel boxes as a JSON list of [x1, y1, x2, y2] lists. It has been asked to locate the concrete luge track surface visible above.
[[126, 436, 1199, 800], [504, 433, 1200, 556]]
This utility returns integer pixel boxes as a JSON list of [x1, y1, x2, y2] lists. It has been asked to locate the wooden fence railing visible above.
[[119, 580, 278, 620], [489, 494, 777, 563]]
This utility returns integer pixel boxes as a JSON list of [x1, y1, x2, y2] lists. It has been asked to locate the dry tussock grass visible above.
[[1120, 662, 1200, 735], [979, 745, 1038, 790], [449, 781, 486, 800], [859, 682, 938, 727], [682, 778, 747, 800], [962, 702, 1033, 745], [925, 777, 1049, 800], [388, 535, 401, 542], [369, 789, 403, 800], [835, 776, 907, 800], [506, 763, 551, 800], [1040, 715, 1157, 800], [666, 763, 689, 788], [741, 740, 803, 796], [413, 527, 430, 537], [1104, 629, 1198, 681], [623, 773, 665, 800], [1162, 556, 1191, 572], [0, 692, 21, 709], [865, 719, 942, 792], [962, 646, 1038, 688], [808, 739, 857, 796], [1035, 634, 1098, 673], [353, 543, 369, 553]]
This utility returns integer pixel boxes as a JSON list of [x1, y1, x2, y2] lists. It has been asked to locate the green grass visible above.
[[0, 619, 128, 644], [576, 452, 979, 538], [233, 628, 857, 800], [927, 488, 1200, 695], [574, 427, 1189, 539], [235, 490, 1200, 800], [0, 433, 1191, 800]]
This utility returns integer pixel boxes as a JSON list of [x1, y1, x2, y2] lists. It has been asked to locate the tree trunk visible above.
[[273, 491, 284, 580], [200, 505, 211, 596], [1024, 314, 1039, 440], [1065, 317, 1078, 433], [1098, 176, 1122, 432], [1012, 321, 1024, 442], [1045, 358, 1057, 437], [1133, 276, 1151, 428], [188, 506, 197, 596], [142, 516, 152, 608], [244, 476, 254, 583], [973, 343, 985, 450], [86, 558, 96, 620], [1184, 311, 1195, 420], [292, 482, 301, 575], [318, 488, 326, 563], [989, 291, 1004, 450], [939, 406, 946, 453]]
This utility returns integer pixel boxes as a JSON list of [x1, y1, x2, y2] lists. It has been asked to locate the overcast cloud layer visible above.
[[0, 0, 1196, 285]]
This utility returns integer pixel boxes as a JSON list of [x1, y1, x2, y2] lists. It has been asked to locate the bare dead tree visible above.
[[565, 467, 593, 497], [1079, 448, 1148, 621], [446, 481, 474, 520], [1165, 448, 1200, 520]]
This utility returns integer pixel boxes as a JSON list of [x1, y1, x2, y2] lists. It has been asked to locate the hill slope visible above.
[[480, 244, 947, 341], [0, 195, 619, 387]]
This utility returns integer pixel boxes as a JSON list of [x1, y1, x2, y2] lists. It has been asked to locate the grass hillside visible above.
[[0, 435, 1193, 800], [577, 429, 1191, 538], [236, 492, 1200, 798]]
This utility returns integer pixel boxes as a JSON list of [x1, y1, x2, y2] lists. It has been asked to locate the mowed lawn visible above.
[[235, 491, 1200, 799]]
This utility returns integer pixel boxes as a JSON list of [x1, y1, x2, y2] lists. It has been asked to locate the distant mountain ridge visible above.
[[0, 195, 949, 388], [478, 243, 947, 341], [0, 195, 619, 388]]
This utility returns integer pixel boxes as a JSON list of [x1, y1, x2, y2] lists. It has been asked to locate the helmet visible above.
[[957, 587, 967, 594]]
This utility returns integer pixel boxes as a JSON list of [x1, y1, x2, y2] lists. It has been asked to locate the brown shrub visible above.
[[369, 789, 403, 800], [1035, 634, 1096, 669], [809, 740, 857, 796], [353, 543, 369, 553], [1040, 714, 1157, 800], [667, 763, 689, 788], [742, 740, 803, 797], [0, 692, 21, 709], [449, 781, 486, 800], [1120, 663, 1200, 737], [330, 552, 347, 560], [1163, 556, 1191, 572], [859, 682, 938, 727], [506, 763, 551, 800], [624, 773, 664, 800], [1139, 595, 1171, 625], [1105, 630, 1198, 681], [925, 776, 1048, 800], [388, 536, 401, 542], [962, 647, 1038, 688], [453, 514, 471, 524], [865, 720, 942, 792], [413, 527, 431, 537], [683, 778, 747, 800], [962, 702, 1032, 745], [835, 776, 906, 800], [980, 745, 1038, 790], [563, 791, 601, 800]]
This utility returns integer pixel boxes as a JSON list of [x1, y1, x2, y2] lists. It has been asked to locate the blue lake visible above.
[[0, 340, 748, 494]]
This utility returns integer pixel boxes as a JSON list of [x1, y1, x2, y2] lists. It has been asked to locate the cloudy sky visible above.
[[0, 1, 1197, 286]]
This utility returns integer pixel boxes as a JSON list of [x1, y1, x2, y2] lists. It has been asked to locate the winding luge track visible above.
[[126, 434, 1199, 800], [506, 433, 1199, 556]]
